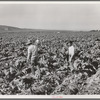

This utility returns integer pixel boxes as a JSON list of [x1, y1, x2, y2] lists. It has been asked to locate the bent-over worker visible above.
[[27, 38, 40, 76]]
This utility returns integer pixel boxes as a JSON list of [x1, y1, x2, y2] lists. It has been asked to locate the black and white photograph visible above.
[[0, 1, 100, 97]]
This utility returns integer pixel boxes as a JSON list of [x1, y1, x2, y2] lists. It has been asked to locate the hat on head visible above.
[[68, 41, 73, 45], [26, 39, 32, 45], [35, 39, 39, 45]]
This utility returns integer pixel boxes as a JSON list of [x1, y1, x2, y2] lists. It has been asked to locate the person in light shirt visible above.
[[68, 41, 75, 71], [68, 41, 75, 62], [27, 38, 40, 75]]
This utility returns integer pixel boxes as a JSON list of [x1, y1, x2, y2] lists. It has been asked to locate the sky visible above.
[[0, 2, 100, 31]]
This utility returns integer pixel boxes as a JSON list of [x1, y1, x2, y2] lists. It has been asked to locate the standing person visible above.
[[68, 41, 75, 71], [27, 38, 40, 76]]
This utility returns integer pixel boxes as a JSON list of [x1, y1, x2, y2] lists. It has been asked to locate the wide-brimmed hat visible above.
[[26, 39, 33, 45], [35, 39, 39, 45]]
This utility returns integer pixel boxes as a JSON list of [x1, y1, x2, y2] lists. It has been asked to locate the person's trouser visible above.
[[69, 61, 74, 71], [31, 57, 37, 75], [69, 54, 74, 71], [31, 57, 40, 78], [31, 64, 35, 75]]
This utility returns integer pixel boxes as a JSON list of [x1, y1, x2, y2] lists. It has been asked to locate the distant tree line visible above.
[[90, 30, 100, 32]]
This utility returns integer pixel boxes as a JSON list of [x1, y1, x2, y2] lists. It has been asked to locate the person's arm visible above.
[[27, 47, 31, 63], [69, 46, 74, 62]]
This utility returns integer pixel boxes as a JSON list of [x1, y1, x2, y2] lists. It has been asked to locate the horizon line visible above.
[[0, 24, 99, 32]]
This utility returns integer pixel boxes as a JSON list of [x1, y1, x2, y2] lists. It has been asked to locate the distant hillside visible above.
[[0, 25, 55, 32], [0, 25, 22, 32], [0, 25, 87, 33]]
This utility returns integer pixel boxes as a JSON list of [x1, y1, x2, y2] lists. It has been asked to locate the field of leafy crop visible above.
[[0, 30, 100, 95]]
